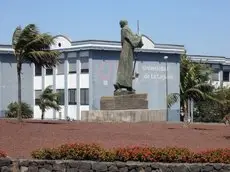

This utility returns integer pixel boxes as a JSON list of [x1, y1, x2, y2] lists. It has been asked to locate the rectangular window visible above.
[[35, 65, 42, 76], [56, 89, 65, 105], [211, 72, 219, 81], [223, 72, 229, 82], [35, 90, 42, 105], [211, 69, 219, 81], [223, 66, 230, 71], [211, 64, 220, 69], [46, 68, 53, 75], [57, 60, 64, 75], [68, 89, 77, 105], [69, 59, 76, 73], [80, 58, 89, 73], [80, 88, 89, 105]]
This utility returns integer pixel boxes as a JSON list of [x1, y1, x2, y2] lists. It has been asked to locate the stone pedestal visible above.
[[81, 93, 166, 123], [100, 93, 148, 110], [81, 109, 166, 122]]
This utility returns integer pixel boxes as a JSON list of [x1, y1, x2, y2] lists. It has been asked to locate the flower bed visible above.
[[0, 150, 6, 158], [31, 143, 230, 163]]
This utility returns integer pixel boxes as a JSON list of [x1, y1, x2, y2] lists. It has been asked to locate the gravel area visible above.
[[0, 119, 229, 159]]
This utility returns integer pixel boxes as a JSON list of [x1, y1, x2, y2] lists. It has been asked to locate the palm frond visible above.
[[15, 24, 39, 51], [12, 24, 60, 67], [41, 94, 59, 103], [167, 93, 180, 108], [205, 94, 224, 105], [40, 100, 60, 111], [38, 85, 61, 113], [193, 83, 214, 93], [23, 33, 55, 53], [12, 26, 22, 51], [186, 88, 205, 99], [41, 85, 54, 95], [40, 86, 59, 102], [27, 50, 60, 68], [194, 82, 214, 88]]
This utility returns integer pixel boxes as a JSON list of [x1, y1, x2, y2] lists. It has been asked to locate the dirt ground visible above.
[[0, 119, 229, 159]]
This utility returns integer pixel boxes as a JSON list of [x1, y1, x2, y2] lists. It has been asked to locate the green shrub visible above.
[[31, 143, 230, 163], [31, 143, 115, 161], [5, 102, 33, 119]]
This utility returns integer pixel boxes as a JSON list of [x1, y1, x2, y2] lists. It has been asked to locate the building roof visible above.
[[1, 35, 228, 65], [0, 34, 185, 55], [188, 55, 230, 65]]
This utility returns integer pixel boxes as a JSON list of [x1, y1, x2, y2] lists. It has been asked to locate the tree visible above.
[[38, 85, 61, 120], [193, 99, 222, 123], [167, 54, 218, 122], [194, 87, 230, 123], [12, 24, 60, 121]]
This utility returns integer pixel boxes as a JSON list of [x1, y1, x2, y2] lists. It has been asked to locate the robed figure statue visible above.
[[114, 20, 143, 95]]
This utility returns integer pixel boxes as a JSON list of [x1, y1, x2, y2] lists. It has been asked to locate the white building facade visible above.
[[0, 34, 229, 121], [189, 55, 230, 88], [32, 35, 185, 120]]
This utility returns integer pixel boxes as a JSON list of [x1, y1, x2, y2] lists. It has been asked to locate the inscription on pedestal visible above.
[[100, 93, 148, 110]]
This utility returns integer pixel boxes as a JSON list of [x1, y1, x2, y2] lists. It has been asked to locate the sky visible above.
[[0, 0, 230, 57]]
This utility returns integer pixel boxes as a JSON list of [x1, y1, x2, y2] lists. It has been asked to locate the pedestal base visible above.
[[100, 93, 148, 110], [81, 109, 166, 123]]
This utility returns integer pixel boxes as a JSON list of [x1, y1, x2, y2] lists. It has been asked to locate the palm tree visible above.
[[38, 85, 61, 120], [12, 24, 60, 121], [167, 54, 218, 122]]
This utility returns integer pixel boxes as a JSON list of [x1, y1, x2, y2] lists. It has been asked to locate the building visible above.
[[0, 35, 186, 121], [0, 34, 228, 122], [188, 55, 230, 88]]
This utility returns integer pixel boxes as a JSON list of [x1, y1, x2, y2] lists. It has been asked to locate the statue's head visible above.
[[119, 20, 128, 28]]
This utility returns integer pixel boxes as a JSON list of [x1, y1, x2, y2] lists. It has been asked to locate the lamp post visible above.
[[164, 56, 168, 121]]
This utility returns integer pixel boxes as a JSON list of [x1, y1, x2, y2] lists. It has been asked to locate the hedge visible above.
[[31, 143, 230, 163]]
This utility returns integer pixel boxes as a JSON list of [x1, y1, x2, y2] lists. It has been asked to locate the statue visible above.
[[114, 20, 143, 95]]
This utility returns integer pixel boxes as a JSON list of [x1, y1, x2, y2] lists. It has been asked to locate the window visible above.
[[35, 90, 42, 105], [57, 60, 64, 75], [35, 65, 42, 76], [46, 68, 53, 75], [68, 89, 77, 105], [223, 66, 230, 71], [80, 88, 89, 105], [223, 72, 229, 82], [69, 59, 76, 73], [56, 89, 65, 105], [211, 64, 220, 69], [211, 72, 219, 81], [211, 69, 219, 81], [80, 58, 89, 73]]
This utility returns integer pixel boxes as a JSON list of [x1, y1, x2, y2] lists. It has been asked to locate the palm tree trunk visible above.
[[190, 98, 194, 123], [17, 62, 22, 122], [41, 110, 45, 120], [184, 100, 188, 122], [187, 99, 191, 122]]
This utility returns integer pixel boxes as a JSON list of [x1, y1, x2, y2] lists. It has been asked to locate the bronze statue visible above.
[[114, 20, 143, 95]]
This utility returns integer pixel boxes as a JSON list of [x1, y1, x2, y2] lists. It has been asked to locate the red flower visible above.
[[0, 150, 7, 158], [30, 143, 230, 164]]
